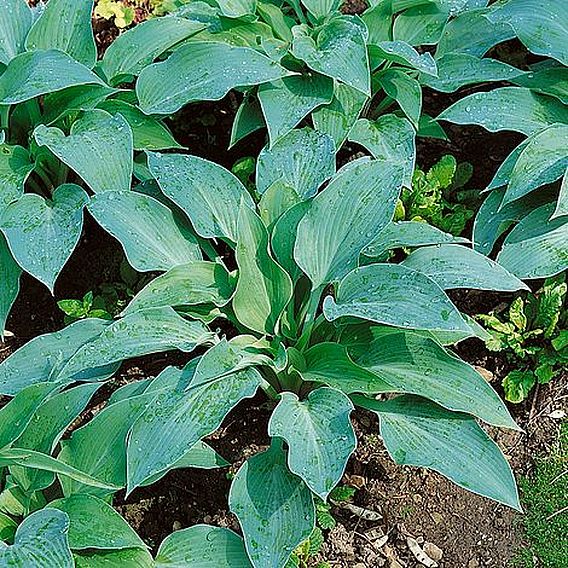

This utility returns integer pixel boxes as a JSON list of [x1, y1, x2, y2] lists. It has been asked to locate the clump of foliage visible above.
[[0, 0, 567, 565], [94, 0, 186, 28], [478, 275, 567, 403], [514, 423, 568, 568], [396, 155, 475, 236]]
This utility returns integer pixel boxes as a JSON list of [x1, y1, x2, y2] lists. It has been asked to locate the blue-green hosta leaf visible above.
[[25, 0, 96, 68], [10, 383, 101, 493], [291, 18, 371, 96], [127, 348, 262, 491], [155, 525, 252, 568], [57, 308, 214, 381], [74, 548, 154, 567], [58, 392, 155, 497], [229, 441, 315, 568], [0, 233, 20, 337], [0, 382, 59, 449], [402, 244, 529, 291], [438, 87, 568, 135], [350, 329, 517, 429], [497, 203, 568, 279], [124, 261, 233, 315], [0, 448, 121, 490], [258, 74, 334, 144], [302, 342, 393, 394], [0, 318, 117, 396], [312, 83, 368, 150], [0, 144, 33, 212], [354, 395, 520, 510], [88, 190, 202, 272], [555, 168, 568, 219], [371, 40, 437, 76], [0, 0, 32, 65], [137, 41, 290, 115], [256, 128, 335, 199], [268, 388, 356, 499], [148, 151, 254, 242], [97, 100, 181, 151], [230, 94, 265, 148], [34, 110, 133, 194], [295, 160, 405, 289], [487, 0, 568, 66], [421, 53, 522, 92], [348, 116, 416, 187], [512, 66, 568, 105], [323, 264, 470, 332], [0, 184, 88, 291], [216, 0, 256, 18], [47, 495, 145, 551], [0, 50, 104, 105], [361, 1, 392, 45], [435, 8, 515, 57], [502, 124, 568, 207], [300, 0, 341, 19], [0, 509, 73, 567], [376, 69, 422, 126], [233, 205, 292, 334], [102, 16, 207, 84], [393, 4, 447, 46], [364, 221, 468, 257]]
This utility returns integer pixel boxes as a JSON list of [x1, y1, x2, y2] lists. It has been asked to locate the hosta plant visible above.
[[477, 274, 567, 403], [0, 129, 530, 566]]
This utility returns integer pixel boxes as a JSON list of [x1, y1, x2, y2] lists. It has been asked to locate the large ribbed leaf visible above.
[[34, 110, 133, 193], [74, 548, 153, 567], [502, 124, 568, 207], [487, 0, 568, 66], [147, 152, 254, 242], [47, 495, 145, 551], [25, 0, 96, 68], [155, 525, 252, 568], [0, 144, 33, 212], [0, 318, 117, 396], [354, 395, 520, 510], [0, 233, 20, 337], [435, 8, 515, 57], [300, 0, 341, 19], [256, 128, 335, 199], [1, 184, 88, 291], [10, 383, 101, 493], [323, 264, 470, 332], [438, 87, 568, 135], [102, 16, 207, 84], [402, 244, 528, 291], [312, 83, 368, 150], [97, 100, 181, 151], [512, 67, 568, 105], [421, 53, 522, 92], [294, 159, 404, 289], [364, 221, 468, 257], [0, 50, 104, 105], [377, 69, 422, 126], [258, 74, 334, 144], [349, 328, 517, 429], [292, 18, 370, 96], [268, 387, 356, 499], [303, 342, 393, 394], [229, 441, 314, 568], [371, 40, 437, 75], [127, 352, 262, 492], [556, 168, 568, 218], [0, 509, 73, 567], [348, 116, 415, 187], [233, 205, 292, 334], [57, 308, 214, 381], [497, 203, 568, 279], [0, 0, 32, 65], [137, 41, 290, 115], [230, 93, 265, 147], [88, 190, 201, 272], [393, 4, 447, 45], [124, 261, 233, 315]]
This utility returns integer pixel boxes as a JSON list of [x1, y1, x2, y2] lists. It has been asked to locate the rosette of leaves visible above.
[[478, 274, 567, 403], [0, 128, 530, 566]]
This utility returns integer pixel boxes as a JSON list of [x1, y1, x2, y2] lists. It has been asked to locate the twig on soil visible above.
[[550, 469, 568, 485], [545, 505, 568, 522], [528, 383, 541, 423]]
